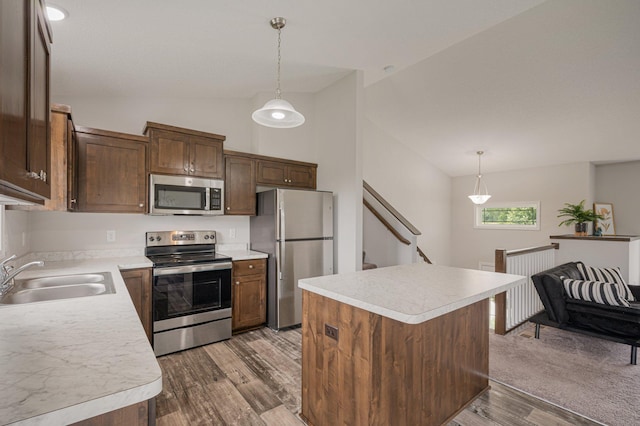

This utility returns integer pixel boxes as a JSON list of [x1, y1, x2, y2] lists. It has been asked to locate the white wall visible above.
[[2, 210, 31, 259], [595, 161, 640, 235], [362, 119, 451, 265], [315, 72, 363, 273], [450, 162, 594, 269], [25, 211, 249, 253]]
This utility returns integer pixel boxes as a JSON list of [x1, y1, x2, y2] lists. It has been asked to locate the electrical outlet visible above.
[[106, 230, 116, 242], [229, 228, 236, 239], [324, 324, 339, 341]]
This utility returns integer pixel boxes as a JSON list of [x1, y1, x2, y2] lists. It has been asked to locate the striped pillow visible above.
[[576, 263, 635, 302], [563, 278, 630, 307]]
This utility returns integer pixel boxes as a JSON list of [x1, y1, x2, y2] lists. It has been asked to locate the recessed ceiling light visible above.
[[46, 5, 68, 21]]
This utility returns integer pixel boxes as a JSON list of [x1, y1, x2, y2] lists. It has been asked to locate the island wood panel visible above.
[[301, 291, 489, 426], [70, 400, 150, 426]]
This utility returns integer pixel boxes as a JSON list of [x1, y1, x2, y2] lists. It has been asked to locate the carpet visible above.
[[489, 325, 640, 426]]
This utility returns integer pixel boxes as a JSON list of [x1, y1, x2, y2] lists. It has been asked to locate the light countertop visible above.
[[219, 249, 268, 261], [0, 257, 161, 425], [298, 263, 526, 324]]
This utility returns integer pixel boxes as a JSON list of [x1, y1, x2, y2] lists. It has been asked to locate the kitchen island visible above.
[[298, 262, 526, 426], [0, 257, 161, 425]]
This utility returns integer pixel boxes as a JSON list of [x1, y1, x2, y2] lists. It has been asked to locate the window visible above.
[[474, 201, 540, 230]]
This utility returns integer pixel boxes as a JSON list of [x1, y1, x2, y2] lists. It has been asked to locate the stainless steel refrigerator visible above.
[[250, 189, 334, 330]]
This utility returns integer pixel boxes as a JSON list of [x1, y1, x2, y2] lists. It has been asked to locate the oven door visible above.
[[153, 262, 232, 331]]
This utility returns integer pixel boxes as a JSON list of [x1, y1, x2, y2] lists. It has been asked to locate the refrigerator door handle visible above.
[[278, 201, 285, 242], [277, 242, 283, 281]]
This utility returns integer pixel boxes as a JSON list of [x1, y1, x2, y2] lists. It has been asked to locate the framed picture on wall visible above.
[[594, 202, 615, 235]]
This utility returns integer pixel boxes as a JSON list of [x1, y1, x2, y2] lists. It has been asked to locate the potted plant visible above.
[[557, 200, 604, 236]]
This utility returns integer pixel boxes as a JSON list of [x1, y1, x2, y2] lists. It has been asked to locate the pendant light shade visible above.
[[468, 151, 491, 204], [253, 17, 305, 129], [252, 98, 305, 128]]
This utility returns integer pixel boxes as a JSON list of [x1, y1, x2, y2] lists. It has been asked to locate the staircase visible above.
[[363, 181, 431, 268]]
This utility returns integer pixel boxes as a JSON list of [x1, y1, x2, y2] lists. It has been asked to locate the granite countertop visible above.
[[298, 263, 526, 324], [0, 257, 161, 425], [219, 249, 268, 261]]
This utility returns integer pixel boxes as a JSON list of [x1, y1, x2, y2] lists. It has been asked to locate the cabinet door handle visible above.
[[226, 207, 231, 210], [39, 170, 47, 182], [27, 171, 39, 179], [139, 203, 144, 208], [70, 199, 77, 204], [190, 167, 195, 173], [184, 166, 188, 172], [235, 281, 240, 285], [249, 264, 254, 269]]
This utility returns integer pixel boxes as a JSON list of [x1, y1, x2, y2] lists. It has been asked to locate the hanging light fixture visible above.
[[252, 17, 305, 128], [468, 151, 492, 204]]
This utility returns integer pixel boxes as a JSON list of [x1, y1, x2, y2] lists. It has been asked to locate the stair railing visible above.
[[493, 243, 558, 334], [363, 181, 432, 265]]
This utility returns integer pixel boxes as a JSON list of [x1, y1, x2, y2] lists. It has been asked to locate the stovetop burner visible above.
[[147, 251, 231, 268], [144, 230, 231, 268]]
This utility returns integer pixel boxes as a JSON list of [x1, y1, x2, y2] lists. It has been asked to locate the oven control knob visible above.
[[157, 236, 162, 241], [209, 234, 215, 240], [204, 235, 209, 240], [149, 236, 155, 242]]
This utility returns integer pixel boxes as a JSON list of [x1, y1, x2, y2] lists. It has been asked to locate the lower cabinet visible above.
[[121, 268, 152, 343], [232, 259, 267, 333]]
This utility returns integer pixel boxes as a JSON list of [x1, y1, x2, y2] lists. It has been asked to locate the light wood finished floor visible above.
[[156, 327, 601, 426]]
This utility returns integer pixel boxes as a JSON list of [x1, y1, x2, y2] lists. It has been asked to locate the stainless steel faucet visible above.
[[0, 257, 45, 297]]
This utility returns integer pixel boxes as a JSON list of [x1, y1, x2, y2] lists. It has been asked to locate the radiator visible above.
[[505, 249, 554, 330]]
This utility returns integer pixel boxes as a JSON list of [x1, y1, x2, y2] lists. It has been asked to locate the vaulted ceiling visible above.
[[49, 0, 640, 176]]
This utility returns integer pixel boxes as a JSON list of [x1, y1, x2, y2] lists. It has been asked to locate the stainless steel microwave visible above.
[[149, 174, 224, 215]]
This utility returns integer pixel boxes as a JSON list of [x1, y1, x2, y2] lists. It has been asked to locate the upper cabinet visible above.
[[144, 122, 225, 179], [256, 158, 317, 189], [0, 0, 52, 203], [75, 127, 147, 213], [224, 152, 256, 216]]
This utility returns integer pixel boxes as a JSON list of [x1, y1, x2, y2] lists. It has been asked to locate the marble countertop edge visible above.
[[299, 265, 527, 324], [19, 377, 163, 426]]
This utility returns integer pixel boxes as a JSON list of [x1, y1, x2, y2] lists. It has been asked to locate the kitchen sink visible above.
[[0, 272, 115, 305], [20, 273, 106, 288]]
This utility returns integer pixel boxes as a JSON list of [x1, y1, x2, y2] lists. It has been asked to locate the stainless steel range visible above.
[[145, 230, 232, 356]]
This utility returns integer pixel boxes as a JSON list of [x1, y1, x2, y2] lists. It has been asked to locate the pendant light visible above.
[[252, 17, 305, 128], [468, 151, 491, 204]]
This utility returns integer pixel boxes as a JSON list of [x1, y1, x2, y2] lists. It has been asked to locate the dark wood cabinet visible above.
[[0, 0, 52, 203], [224, 153, 256, 215], [232, 259, 267, 333], [8, 104, 75, 212], [145, 122, 225, 179], [256, 159, 316, 189], [121, 268, 153, 344], [75, 127, 147, 213]]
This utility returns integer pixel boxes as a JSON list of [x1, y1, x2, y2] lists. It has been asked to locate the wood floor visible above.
[[156, 327, 602, 426]]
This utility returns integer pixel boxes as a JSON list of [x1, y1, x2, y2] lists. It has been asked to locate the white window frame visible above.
[[474, 201, 541, 230]]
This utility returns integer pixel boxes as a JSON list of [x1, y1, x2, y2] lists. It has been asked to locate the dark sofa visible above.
[[530, 261, 640, 364]]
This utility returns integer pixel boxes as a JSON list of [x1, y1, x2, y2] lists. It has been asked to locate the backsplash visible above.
[[3, 210, 250, 264]]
